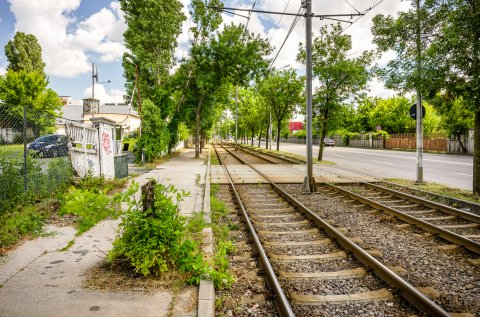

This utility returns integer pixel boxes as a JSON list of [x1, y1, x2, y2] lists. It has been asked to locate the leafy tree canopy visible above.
[[5, 32, 46, 77]]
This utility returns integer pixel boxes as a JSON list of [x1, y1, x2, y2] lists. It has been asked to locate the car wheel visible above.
[[51, 148, 58, 158]]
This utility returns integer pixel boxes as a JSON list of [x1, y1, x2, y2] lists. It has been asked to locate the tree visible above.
[[0, 70, 61, 138], [259, 69, 304, 151], [183, 17, 271, 157], [5, 32, 46, 78], [372, 0, 480, 192], [298, 24, 374, 160], [121, 0, 186, 160], [433, 95, 474, 152], [368, 96, 440, 135]]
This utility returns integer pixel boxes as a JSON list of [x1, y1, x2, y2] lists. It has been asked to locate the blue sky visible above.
[[0, 0, 410, 104]]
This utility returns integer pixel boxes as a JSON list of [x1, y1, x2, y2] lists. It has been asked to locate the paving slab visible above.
[[0, 147, 206, 317]]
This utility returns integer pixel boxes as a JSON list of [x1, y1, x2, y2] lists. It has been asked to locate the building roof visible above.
[[56, 103, 139, 125]]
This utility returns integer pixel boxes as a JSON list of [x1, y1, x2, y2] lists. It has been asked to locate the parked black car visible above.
[[27, 134, 68, 158], [323, 138, 335, 147]]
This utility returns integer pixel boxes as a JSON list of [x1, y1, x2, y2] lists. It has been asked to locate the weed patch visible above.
[[108, 182, 216, 286]]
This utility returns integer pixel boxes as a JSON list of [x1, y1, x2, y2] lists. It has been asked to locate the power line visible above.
[[343, 0, 360, 13], [268, 5, 304, 70], [268, 0, 292, 42], [340, 0, 386, 34]]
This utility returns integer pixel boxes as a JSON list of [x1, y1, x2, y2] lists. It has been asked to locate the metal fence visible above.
[[0, 105, 79, 213]]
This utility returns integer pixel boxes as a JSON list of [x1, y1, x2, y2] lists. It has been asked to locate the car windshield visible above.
[[35, 135, 58, 142]]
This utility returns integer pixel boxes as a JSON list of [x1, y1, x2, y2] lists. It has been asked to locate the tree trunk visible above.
[[276, 122, 281, 151], [457, 133, 467, 153], [317, 128, 327, 161], [194, 104, 201, 158], [251, 127, 254, 146], [265, 126, 269, 149], [258, 127, 263, 147], [474, 111, 480, 194], [200, 132, 204, 153]]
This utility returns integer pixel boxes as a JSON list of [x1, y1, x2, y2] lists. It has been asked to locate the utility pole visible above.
[[208, 3, 364, 192], [235, 87, 238, 149], [415, 0, 423, 183], [302, 0, 316, 193]]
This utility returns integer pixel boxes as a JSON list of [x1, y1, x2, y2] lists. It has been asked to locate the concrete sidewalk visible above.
[[0, 148, 207, 317]]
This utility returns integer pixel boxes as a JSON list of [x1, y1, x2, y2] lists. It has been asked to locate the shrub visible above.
[[108, 182, 210, 283]]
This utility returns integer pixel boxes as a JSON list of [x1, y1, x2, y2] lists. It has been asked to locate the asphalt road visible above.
[[258, 141, 473, 190]]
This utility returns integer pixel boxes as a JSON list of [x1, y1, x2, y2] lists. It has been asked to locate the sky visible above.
[[0, 0, 411, 105]]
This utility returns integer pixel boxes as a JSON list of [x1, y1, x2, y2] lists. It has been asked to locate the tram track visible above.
[[213, 143, 455, 317], [235, 142, 480, 215], [231, 143, 480, 255]]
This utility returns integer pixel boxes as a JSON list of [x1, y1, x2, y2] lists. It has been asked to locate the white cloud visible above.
[[0, 65, 5, 76], [83, 84, 126, 104], [7, 0, 126, 78]]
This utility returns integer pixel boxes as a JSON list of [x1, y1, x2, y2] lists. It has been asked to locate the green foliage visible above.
[[121, 0, 186, 106], [209, 188, 236, 288], [0, 70, 62, 137], [0, 157, 73, 214], [433, 95, 473, 146], [5, 32, 46, 77], [109, 182, 214, 285], [135, 99, 171, 162], [211, 240, 235, 288], [259, 69, 304, 151], [0, 205, 45, 249], [59, 188, 119, 235], [298, 23, 374, 160], [75, 173, 128, 195], [58, 174, 127, 234], [368, 96, 441, 136]]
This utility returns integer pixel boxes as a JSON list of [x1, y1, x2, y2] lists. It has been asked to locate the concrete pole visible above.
[[235, 87, 238, 149], [302, 0, 316, 192], [415, 0, 423, 183], [269, 110, 272, 150]]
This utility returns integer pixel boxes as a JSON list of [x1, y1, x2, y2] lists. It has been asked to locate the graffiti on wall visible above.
[[101, 131, 112, 155]]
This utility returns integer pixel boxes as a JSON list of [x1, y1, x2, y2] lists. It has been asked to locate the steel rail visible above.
[[238, 143, 480, 215], [218, 143, 451, 317], [325, 183, 480, 255], [232, 143, 304, 165], [362, 182, 480, 223], [380, 179, 480, 214], [213, 144, 295, 317]]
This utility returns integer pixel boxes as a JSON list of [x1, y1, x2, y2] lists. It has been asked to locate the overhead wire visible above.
[[340, 0, 386, 34], [268, 0, 292, 43], [268, 5, 304, 71]]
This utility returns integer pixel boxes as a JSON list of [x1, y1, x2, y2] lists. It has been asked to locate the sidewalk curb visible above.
[[198, 145, 215, 317]]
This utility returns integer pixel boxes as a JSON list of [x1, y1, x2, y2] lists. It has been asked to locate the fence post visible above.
[[23, 104, 28, 191]]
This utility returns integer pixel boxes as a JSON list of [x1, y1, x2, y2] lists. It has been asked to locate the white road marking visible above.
[[325, 148, 471, 166], [373, 160, 395, 165], [455, 173, 472, 176]]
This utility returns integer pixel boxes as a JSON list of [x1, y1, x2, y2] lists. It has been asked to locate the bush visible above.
[[0, 156, 73, 214], [108, 182, 210, 284]]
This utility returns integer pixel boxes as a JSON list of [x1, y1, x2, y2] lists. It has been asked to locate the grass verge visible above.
[[0, 144, 23, 157], [0, 174, 129, 253], [238, 143, 336, 165], [385, 178, 480, 204]]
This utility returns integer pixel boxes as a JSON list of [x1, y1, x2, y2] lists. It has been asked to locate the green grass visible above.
[[239, 144, 336, 165], [0, 174, 129, 253], [385, 178, 480, 204], [0, 144, 24, 157], [210, 149, 220, 165], [0, 205, 47, 252]]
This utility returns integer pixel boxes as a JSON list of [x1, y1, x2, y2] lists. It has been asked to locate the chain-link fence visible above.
[[0, 105, 79, 213]]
